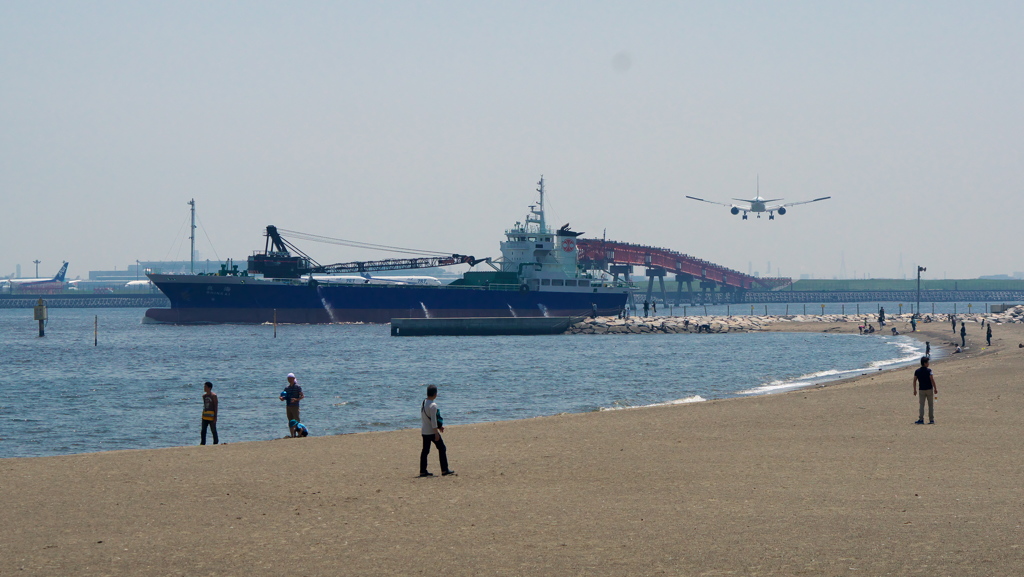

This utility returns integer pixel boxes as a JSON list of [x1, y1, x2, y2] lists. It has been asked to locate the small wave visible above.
[[740, 336, 925, 395], [600, 395, 706, 410]]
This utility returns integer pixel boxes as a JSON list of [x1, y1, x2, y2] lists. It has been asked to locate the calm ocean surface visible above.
[[0, 308, 925, 458]]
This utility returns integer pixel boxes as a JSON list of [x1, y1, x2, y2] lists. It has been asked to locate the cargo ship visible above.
[[144, 178, 632, 324]]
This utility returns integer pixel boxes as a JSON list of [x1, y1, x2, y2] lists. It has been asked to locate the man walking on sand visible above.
[[960, 322, 967, 348], [913, 357, 937, 425], [420, 385, 454, 477], [201, 381, 219, 445], [280, 373, 304, 437]]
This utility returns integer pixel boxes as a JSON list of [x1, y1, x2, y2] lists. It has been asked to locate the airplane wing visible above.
[[686, 195, 738, 208], [733, 198, 782, 204], [766, 196, 831, 210]]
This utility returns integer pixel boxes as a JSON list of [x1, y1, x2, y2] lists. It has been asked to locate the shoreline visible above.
[[3, 318, 1022, 575], [5, 328, 927, 461]]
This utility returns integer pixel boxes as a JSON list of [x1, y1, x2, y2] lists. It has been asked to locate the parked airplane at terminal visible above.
[[686, 179, 830, 220], [1, 262, 69, 292]]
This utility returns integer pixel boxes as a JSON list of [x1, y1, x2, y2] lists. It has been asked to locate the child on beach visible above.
[[289, 419, 309, 437]]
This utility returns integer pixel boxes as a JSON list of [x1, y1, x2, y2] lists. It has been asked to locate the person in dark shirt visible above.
[[280, 373, 304, 437], [960, 323, 967, 347], [201, 381, 219, 445], [987, 324, 992, 346], [913, 357, 937, 424]]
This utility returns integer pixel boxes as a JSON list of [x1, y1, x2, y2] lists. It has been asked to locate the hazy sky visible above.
[[2, 1, 1021, 280]]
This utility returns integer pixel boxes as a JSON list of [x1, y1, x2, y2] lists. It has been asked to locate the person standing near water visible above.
[[200, 381, 219, 445], [987, 324, 992, 346], [913, 357, 937, 425], [420, 385, 454, 477], [280, 373, 304, 437], [960, 323, 967, 348]]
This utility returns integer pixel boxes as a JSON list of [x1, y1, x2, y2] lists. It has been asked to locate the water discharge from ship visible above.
[[316, 286, 339, 323], [420, 302, 431, 319], [538, 303, 550, 317], [507, 304, 517, 318]]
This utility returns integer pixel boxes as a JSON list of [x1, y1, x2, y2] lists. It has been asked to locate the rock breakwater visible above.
[[565, 305, 1024, 335]]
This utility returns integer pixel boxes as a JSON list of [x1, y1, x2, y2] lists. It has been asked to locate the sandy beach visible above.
[[3, 320, 1022, 576]]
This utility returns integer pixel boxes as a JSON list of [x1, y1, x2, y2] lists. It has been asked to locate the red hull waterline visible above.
[[143, 307, 605, 325]]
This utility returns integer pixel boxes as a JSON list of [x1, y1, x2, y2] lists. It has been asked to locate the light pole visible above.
[[33, 260, 40, 277], [916, 265, 926, 318]]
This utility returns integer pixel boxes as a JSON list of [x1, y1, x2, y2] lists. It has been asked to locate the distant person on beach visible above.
[[420, 384, 454, 477], [289, 419, 309, 437], [925, 341, 931, 357], [910, 316, 917, 332], [987, 324, 992, 346], [891, 327, 900, 335], [951, 315, 956, 332], [960, 323, 967, 348], [879, 307, 886, 327], [652, 301, 657, 314], [643, 300, 649, 317], [201, 381, 218, 445], [280, 373, 304, 437], [913, 356, 937, 425]]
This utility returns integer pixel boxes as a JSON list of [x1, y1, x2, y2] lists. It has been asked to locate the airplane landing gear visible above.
[[742, 213, 748, 220], [769, 213, 775, 220]]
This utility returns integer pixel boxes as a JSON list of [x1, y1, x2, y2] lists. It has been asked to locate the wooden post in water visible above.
[[274, 309, 278, 338], [34, 298, 47, 337], [94, 315, 98, 346], [764, 305, 768, 316]]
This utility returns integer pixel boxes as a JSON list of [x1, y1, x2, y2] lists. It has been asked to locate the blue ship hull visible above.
[[144, 275, 629, 324]]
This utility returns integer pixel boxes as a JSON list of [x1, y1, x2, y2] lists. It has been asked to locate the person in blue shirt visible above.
[[289, 419, 309, 437]]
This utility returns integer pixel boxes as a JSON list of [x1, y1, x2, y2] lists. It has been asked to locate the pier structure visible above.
[[576, 238, 790, 305]]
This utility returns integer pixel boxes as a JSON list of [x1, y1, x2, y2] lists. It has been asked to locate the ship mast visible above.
[[527, 176, 547, 234], [188, 199, 196, 274]]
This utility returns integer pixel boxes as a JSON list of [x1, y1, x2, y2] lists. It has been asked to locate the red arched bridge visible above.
[[575, 238, 791, 304]]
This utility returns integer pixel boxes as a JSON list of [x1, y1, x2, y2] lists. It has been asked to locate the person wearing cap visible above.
[[289, 419, 309, 437], [280, 373, 304, 437], [200, 381, 218, 445]]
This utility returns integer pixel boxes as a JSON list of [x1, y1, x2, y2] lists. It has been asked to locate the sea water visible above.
[[0, 308, 923, 458]]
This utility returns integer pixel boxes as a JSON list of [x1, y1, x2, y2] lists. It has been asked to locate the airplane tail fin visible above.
[[53, 262, 69, 282]]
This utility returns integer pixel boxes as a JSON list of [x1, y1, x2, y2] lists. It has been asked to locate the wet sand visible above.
[[3, 321, 1023, 576]]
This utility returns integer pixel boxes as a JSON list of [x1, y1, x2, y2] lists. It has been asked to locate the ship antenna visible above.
[[536, 175, 546, 233], [188, 199, 196, 274]]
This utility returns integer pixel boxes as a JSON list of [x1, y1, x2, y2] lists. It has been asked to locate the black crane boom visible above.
[[248, 226, 480, 278]]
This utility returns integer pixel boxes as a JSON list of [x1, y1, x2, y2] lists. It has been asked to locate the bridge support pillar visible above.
[[699, 281, 717, 305], [675, 274, 694, 306], [644, 268, 666, 309], [610, 264, 632, 284]]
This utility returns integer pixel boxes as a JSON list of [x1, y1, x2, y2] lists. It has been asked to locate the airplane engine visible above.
[[777, 207, 787, 215], [730, 207, 740, 215]]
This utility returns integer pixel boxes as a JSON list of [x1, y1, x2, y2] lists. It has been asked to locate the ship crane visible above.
[[248, 225, 483, 279]]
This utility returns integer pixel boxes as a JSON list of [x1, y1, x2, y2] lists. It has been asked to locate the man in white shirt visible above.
[[420, 385, 454, 477]]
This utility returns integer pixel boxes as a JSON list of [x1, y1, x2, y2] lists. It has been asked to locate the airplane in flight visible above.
[[1, 262, 69, 292], [686, 179, 831, 220]]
